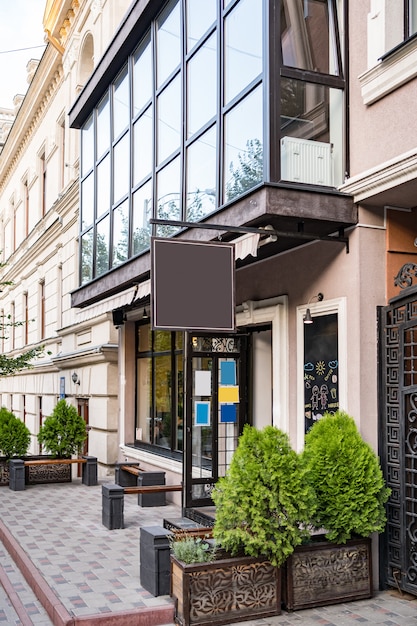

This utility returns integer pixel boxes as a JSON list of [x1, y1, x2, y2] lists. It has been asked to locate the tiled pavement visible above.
[[1, 479, 417, 625]]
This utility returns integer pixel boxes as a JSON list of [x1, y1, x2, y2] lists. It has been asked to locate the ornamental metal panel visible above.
[[380, 279, 417, 596]]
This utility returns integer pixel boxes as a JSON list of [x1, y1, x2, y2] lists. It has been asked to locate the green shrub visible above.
[[37, 399, 87, 458], [170, 535, 215, 564], [301, 410, 390, 544], [212, 425, 316, 567], [0, 407, 31, 458]]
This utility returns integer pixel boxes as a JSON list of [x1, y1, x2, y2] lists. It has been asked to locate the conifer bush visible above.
[[37, 399, 87, 458], [301, 410, 390, 544], [0, 407, 31, 459], [212, 424, 316, 567]]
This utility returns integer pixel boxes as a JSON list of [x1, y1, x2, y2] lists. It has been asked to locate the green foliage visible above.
[[301, 410, 391, 544], [212, 425, 316, 567], [170, 535, 215, 564], [0, 407, 31, 458], [37, 399, 87, 458]]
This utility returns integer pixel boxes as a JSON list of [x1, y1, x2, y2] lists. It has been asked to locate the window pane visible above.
[[224, 0, 263, 104], [133, 181, 152, 255], [157, 75, 181, 164], [133, 106, 153, 185], [154, 354, 172, 448], [96, 94, 110, 159], [281, 0, 339, 75], [113, 199, 129, 267], [96, 216, 110, 276], [224, 86, 263, 202], [156, 157, 181, 237], [175, 353, 183, 451], [81, 173, 94, 230], [410, 0, 417, 36], [186, 126, 217, 221], [186, 0, 216, 51], [113, 132, 130, 203], [113, 66, 130, 138], [137, 356, 152, 442], [81, 230, 93, 284], [156, 0, 181, 88], [133, 35, 153, 116], [81, 114, 94, 176], [97, 155, 110, 219], [187, 33, 217, 137], [280, 78, 343, 186]]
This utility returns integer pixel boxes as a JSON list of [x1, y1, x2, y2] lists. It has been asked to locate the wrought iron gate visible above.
[[380, 265, 417, 596]]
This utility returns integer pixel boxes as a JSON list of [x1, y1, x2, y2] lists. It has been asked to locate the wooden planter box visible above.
[[0, 456, 71, 486], [171, 553, 281, 626], [283, 536, 372, 611]]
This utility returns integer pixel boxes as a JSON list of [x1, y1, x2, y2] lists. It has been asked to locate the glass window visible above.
[[81, 230, 93, 284], [280, 78, 343, 186], [186, 0, 216, 52], [113, 132, 130, 203], [136, 325, 184, 451], [187, 33, 217, 138], [409, 0, 417, 36], [113, 199, 129, 266], [133, 106, 153, 185], [157, 75, 181, 164], [96, 94, 110, 159], [224, 86, 263, 202], [186, 125, 217, 221], [133, 181, 152, 256], [96, 216, 110, 276], [133, 36, 153, 116], [224, 0, 263, 105], [96, 155, 110, 219], [156, 157, 181, 237], [81, 173, 94, 230], [81, 114, 94, 176], [156, 0, 181, 88], [113, 66, 130, 138], [281, 0, 339, 75]]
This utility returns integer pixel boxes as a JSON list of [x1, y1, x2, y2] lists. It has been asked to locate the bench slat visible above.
[[120, 465, 142, 475], [123, 484, 182, 495]]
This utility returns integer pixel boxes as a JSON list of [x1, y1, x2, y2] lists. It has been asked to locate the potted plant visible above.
[[283, 410, 391, 611], [37, 399, 87, 458], [170, 425, 316, 626], [0, 407, 31, 485], [35, 400, 87, 483]]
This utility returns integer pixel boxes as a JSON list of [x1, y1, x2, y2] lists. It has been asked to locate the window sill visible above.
[[359, 36, 417, 105]]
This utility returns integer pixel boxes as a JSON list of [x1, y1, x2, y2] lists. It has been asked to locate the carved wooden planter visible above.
[[170, 553, 281, 626], [0, 456, 71, 487], [283, 536, 372, 611]]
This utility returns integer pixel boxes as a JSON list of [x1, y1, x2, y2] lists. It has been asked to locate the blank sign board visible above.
[[151, 238, 235, 331]]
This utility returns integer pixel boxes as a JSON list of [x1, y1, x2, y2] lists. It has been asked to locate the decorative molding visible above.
[[359, 36, 417, 105]]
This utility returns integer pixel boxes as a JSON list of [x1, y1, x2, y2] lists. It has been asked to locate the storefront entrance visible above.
[[183, 333, 248, 509]]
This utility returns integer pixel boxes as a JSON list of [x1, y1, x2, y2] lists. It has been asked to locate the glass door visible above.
[[184, 333, 248, 508]]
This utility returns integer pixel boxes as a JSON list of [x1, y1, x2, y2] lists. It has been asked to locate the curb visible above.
[[0, 518, 175, 626]]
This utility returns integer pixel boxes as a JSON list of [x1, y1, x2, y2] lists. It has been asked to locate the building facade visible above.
[[1, 0, 417, 592]]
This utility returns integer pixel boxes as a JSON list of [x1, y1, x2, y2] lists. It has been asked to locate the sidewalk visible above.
[[0, 479, 417, 626]]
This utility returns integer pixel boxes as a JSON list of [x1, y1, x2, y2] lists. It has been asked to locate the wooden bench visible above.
[[9, 456, 98, 490], [120, 464, 143, 476], [123, 484, 183, 495]]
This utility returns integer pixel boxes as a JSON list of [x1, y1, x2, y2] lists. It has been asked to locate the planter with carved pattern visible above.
[[170, 552, 281, 626], [283, 535, 372, 611]]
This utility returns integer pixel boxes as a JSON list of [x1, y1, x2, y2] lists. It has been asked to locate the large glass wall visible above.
[[79, 0, 345, 285]]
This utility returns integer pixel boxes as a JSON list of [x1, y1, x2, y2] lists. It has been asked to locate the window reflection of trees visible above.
[[226, 138, 263, 202]]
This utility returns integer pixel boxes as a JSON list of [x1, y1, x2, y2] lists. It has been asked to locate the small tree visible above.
[[0, 407, 31, 459], [37, 399, 87, 458], [301, 410, 391, 544], [212, 425, 316, 567]]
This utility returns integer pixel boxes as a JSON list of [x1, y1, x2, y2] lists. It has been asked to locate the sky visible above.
[[0, 0, 47, 109]]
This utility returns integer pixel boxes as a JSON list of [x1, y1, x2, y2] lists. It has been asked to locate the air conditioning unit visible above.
[[281, 136, 333, 186]]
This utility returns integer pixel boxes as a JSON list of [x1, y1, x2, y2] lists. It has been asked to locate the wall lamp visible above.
[[72, 372, 80, 385], [303, 293, 324, 325], [142, 307, 149, 320]]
